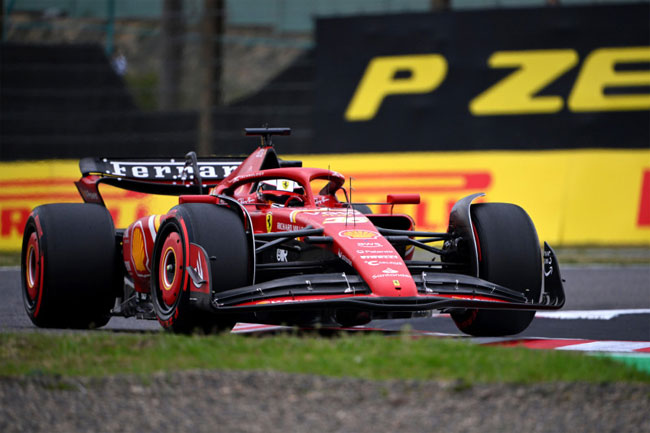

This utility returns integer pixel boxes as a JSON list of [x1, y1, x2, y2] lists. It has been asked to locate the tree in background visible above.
[[160, 0, 184, 110], [198, 0, 224, 156]]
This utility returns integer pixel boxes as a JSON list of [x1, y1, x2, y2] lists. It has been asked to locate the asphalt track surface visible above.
[[1, 265, 648, 342]]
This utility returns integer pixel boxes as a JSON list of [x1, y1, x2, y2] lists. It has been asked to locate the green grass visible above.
[[1, 332, 648, 383]]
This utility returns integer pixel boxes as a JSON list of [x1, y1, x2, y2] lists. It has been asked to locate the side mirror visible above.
[[386, 194, 420, 205]]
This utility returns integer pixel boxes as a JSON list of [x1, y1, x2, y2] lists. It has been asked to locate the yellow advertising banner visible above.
[[297, 149, 650, 246], [0, 149, 648, 251], [0, 161, 177, 251]]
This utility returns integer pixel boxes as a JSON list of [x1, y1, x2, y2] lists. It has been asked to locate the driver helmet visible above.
[[259, 179, 299, 192], [258, 179, 305, 206]]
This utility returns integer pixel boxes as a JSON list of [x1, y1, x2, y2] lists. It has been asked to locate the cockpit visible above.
[[215, 167, 347, 209], [256, 179, 306, 207]]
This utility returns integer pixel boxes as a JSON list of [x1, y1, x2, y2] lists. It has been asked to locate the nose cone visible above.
[[293, 209, 417, 297], [363, 267, 417, 296], [333, 228, 417, 297]]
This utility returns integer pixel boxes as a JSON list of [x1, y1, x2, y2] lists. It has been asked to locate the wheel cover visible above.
[[159, 231, 183, 307], [25, 232, 41, 303]]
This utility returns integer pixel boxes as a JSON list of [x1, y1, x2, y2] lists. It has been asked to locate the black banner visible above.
[[314, 4, 650, 152]]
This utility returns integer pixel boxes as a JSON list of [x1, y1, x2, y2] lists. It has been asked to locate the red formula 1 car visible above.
[[21, 128, 565, 335]]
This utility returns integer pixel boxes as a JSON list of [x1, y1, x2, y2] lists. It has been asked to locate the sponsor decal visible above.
[[371, 273, 411, 279], [365, 260, 403, 266], [127, 215, 160, 278], [233, 171, 263, 183], [338, 229, 379, 239], [101, 160, 239, 180], [289, 209, 357, 222], [266, 213, 272, 233], [323, 216, 370, 224], [131, 225, 147, 274], [360, 255, 400, 259], [277, 222, 303, 232], [276, 248, 288, 262], [381, 267, 399, 274], [356, 242, 384, 248]]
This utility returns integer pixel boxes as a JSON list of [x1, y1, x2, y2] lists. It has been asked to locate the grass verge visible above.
[[1, 332, 648, 383]]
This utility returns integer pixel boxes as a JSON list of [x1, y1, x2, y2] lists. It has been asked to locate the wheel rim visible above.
[[158, 231, 183, 308], [163, 248, 176, 288], [24, 231, 41, 304]]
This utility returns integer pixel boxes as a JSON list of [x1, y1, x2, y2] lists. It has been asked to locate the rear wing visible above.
[[80, 155, 243, 185], [75, 150, 303, 205], [75, 153, 245, 205]]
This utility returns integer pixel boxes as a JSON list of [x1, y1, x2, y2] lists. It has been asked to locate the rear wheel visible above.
[[151, 204, 251, 333], [450, 203, 542, 336], [21, 203, 119, 329]]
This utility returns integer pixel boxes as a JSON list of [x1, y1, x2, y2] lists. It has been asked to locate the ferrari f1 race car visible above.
[[21, 127, 565, 336]]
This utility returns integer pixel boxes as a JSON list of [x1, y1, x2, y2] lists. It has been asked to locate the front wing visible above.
[[208, 243, 565, 314]]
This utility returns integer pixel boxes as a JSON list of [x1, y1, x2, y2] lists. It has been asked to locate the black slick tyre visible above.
[[21, 203, 119, 329], [151, 203, 251, 333], [451, 203, 542, 336]]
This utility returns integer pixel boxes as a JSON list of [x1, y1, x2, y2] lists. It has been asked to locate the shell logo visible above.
[[131, 226, 148, 273], [338, 229, 379, 239]]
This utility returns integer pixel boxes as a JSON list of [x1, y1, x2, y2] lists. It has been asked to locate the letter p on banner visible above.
[[344, 54, 448, 122]]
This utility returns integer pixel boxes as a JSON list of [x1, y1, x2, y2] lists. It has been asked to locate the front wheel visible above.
[[151, 204, 251, 333], [450, 203, 542, 336]]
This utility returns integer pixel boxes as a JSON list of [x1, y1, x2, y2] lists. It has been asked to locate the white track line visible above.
[[536, 309, 650, 320], [556, 340, 650, 353]]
